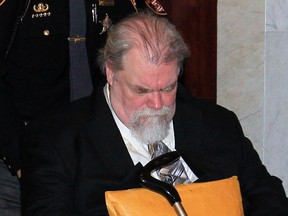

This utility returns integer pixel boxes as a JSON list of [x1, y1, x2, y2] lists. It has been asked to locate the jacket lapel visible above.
[[173, 91, 223, 182], [86, 83, 141, 178]]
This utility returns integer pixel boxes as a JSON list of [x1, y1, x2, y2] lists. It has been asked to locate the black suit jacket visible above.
[[21, 82, 288, 216], [0, 0, 147, 173]]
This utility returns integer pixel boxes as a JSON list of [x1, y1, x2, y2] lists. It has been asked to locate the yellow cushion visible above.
[[105, 176, 244, 216]]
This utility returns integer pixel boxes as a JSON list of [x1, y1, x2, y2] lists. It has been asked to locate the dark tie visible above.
[[148, 141, 191, 185], [69, 0, 93, 101]]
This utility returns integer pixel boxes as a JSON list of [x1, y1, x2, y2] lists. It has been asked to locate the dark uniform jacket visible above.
[[0, 0, 147, 173], [21, 82, 288, 215]]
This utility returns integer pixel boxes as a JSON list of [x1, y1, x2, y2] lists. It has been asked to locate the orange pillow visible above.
[[105, 176, 244, 216]]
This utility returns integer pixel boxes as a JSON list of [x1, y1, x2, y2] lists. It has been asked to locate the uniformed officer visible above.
[[0, 0, 167, 215]]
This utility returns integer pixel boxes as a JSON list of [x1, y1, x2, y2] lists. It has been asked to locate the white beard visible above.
[[130, 106, 174, 144]]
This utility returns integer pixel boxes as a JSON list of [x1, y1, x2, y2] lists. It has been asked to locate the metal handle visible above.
[[173, 202, 188, 216], [139, 151, 188, 215]]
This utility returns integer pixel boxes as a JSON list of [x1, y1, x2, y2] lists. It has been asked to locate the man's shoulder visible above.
[[175, 84, 244, 143], [176, 84, 238, 128], [177, 83, 233, 116]]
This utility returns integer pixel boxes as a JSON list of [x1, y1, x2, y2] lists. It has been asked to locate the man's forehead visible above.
[[122, 62, 179, 84]]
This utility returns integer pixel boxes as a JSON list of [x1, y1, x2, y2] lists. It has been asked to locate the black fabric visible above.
[[21, 82, 288, 215], [0, 160, 21, 216], [0, 1, 146, 214], [0, 77, 22, 173], [0, 0, 140, 174]]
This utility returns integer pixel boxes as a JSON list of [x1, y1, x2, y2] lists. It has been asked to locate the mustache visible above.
[[131, 106, 172, 126]]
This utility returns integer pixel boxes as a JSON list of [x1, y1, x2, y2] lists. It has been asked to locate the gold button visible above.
[[43, 30, 50, 36]]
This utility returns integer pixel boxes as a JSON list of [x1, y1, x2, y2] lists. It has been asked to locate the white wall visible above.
[[217, 0, 287, 193], [265, 0, 288, 194]]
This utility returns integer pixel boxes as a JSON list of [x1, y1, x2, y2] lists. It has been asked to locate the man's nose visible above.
[[147, 92, 163, 110]]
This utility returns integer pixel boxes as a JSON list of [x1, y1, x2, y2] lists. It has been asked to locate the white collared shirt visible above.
[[104, 84, 198, 182]]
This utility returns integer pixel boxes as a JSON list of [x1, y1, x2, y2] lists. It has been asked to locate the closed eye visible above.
[[130, 82, 177, 95], [134, 87, 152, 95], [161, 82, 177, 93]]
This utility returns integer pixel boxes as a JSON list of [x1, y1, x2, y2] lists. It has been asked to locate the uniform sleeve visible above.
[[0, 0, 24, 174], [0, 0, 21, 58], [0, 68, 22, 174]]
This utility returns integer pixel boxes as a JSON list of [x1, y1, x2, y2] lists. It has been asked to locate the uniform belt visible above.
[[67, 36, 86, 42]]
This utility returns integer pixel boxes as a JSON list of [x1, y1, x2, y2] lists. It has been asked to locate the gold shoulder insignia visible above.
[[0, 0, 7, 7], [145, 0, 167, 16], [33, 3, 49, 13]]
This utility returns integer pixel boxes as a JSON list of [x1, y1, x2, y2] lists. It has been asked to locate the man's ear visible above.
[[105, 61, 115, 86]]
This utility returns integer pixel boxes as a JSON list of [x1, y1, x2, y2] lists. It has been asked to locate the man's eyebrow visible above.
[[130, 85, 153, 94], [129, 81, 177, 94], [163, 81, 177, 89]]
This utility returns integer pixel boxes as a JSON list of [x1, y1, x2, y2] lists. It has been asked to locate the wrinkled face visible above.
[[106, 48, 178, 143]]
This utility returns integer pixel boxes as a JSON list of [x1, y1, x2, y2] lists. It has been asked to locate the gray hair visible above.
[[97, 12, 190, 75]]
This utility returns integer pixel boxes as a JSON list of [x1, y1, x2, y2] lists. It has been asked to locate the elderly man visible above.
[[22, 12, 288, 215]]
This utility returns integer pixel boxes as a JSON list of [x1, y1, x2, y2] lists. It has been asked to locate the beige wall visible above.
[[218, 0, 264, 155], [218, 0, 288, 193]]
